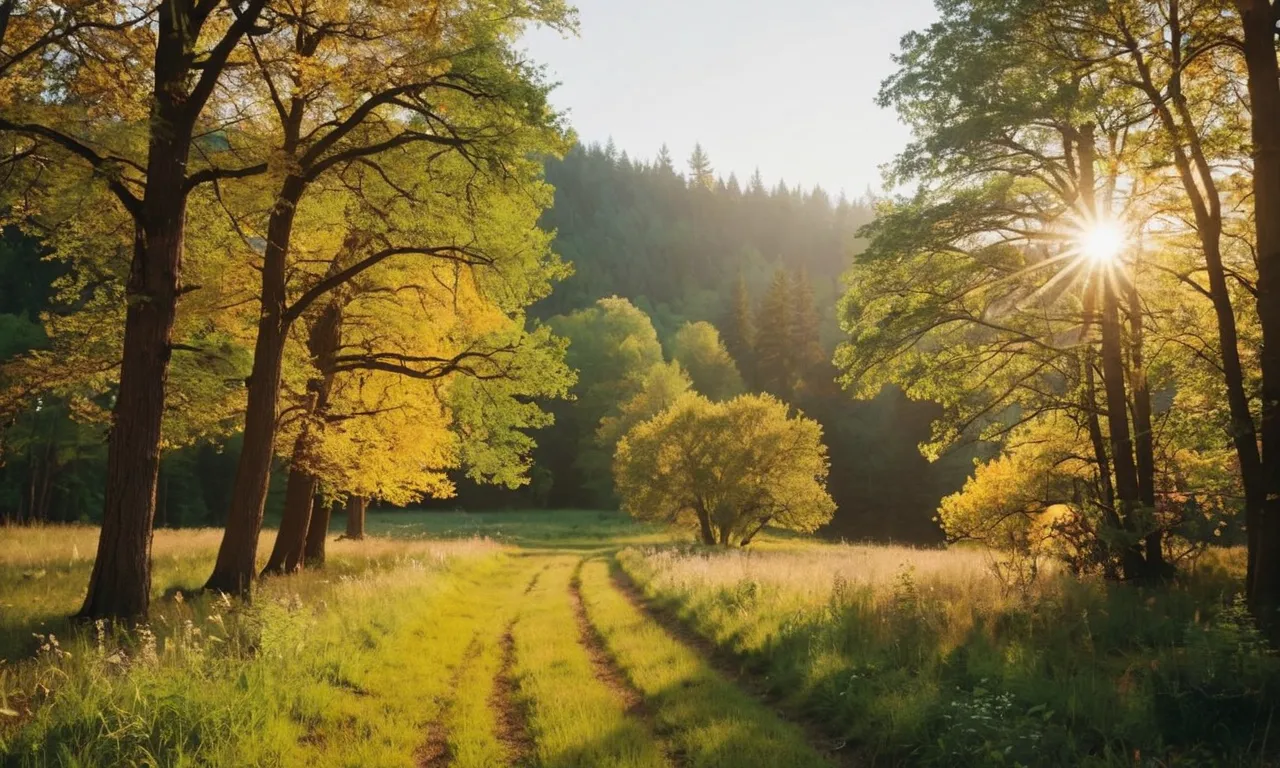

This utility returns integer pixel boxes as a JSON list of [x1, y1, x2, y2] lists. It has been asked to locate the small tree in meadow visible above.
[[614, 393, 835, 545]]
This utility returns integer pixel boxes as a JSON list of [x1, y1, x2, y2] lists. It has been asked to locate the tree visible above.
[[670, 321, 744, 401], [789, 267, 827, 395], [614, 392, 835, 546], [687, 142, 714, 190], [721, 274, 755, 382], [203, 0, 573, 594], [0, 0, 269, 619], [755, 269, 795, 398], [545, 297, 667, 505], [655, 143, 675, 174], [1233, 0, 1280, 624]]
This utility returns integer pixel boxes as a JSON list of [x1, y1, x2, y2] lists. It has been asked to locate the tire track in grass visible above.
[[569, 561, 684, 767], [416, 633, 481, 767], [510, 555, 668, 768], [491, 620, 535, 766], [578, 558, 846, 768], [414, 559, 545, 768]]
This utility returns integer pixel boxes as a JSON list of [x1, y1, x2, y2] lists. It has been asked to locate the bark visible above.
[[1237, 0, 1280, 626], [1126, 279, 1169, 578], [304, 494, 331, 566], [205, 175, 305, 595], [695, 502, 716, 545], [261, 435, 317, 576], [78, 121, 189, 620], [345, 495, 367, 539], [1098, 277, 1149, 581], [76, 0, 268, 621], [262, 297, 344, 575]]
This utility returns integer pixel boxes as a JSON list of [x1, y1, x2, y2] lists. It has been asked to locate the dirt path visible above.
[[490, 621, 535, 766]]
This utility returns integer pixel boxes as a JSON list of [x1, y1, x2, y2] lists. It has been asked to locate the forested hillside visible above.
[[452, 142, 982, 542]]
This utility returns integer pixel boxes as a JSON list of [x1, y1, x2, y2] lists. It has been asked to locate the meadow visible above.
[[1, 511, 1276, 767]]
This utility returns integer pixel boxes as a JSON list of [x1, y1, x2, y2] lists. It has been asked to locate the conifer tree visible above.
[[656, 143, 675, 174], [748, 168, 767, 197], [688, 142, 715, 190], [790, 268, 828, 396], [723, 274, 756, 383], [755, 269, 795, 398]]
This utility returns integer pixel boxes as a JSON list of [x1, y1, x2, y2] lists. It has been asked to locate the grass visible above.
[[2, 511, 1277, 766], [509, 555, 666, 768], [618, 543, 1278, 766], [575, 557, 832, 767]]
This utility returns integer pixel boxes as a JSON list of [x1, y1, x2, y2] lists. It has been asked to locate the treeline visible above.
[[443, 142, 981, 543]]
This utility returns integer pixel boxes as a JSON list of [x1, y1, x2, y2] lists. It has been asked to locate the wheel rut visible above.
[[491, 619, 535, 766], [570, 559, 684, 767], [608, 562, 858, 767]]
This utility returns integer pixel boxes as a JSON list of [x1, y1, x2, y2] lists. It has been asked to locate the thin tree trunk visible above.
[[345, 495, 367, 539], [206, 176, 305, 595], [261, 432, 316, 576], [1100, 277, 1148, 582], [262, 296, 344, 574], [1237, 0, 1280, 626], [304, 493, 331, 566], [1126, 278, 1167, 578]]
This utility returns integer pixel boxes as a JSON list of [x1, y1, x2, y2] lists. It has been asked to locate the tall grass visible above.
[[619, 543, 1278, 766], [0, 524, 502, 766]]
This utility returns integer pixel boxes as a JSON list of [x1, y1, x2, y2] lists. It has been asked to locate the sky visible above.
[[520, 0, 940, 199]]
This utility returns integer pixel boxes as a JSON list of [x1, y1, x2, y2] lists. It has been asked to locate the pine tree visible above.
[[748, 168, 767, 197], [656, 143, 675, 174], [723, 274, 756, 383], [790, 267, 827, 395], [688, 142, 715, 190], [726, 173, 742, 196], [754, 269, 795, 398]]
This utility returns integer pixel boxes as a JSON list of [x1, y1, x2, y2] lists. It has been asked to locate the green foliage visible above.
[[614, 393, 836, 545], [669, 321, 744, 401]]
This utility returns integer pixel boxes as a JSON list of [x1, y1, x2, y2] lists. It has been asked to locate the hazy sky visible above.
[[520, 0, 940, 198]]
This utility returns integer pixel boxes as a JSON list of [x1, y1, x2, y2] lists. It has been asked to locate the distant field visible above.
[[0, 513, 1273, 766]]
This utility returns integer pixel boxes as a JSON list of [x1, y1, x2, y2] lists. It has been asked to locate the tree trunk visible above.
[[304, 493, 331, 566], [261, 432, 316, 576], [205, 177, 305, 595], [261, 297, 344, 575], [78, 150, 189, 620], [1126, 278, 1168, 578], [345, 495, 367, 539], [1238, 0, 1280, 627], [76, 0, 267, 620], [1099, 276, 1148, 582], [694, 502, 715, 545]]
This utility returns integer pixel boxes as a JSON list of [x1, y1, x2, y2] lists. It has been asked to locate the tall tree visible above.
[[1233, 0, 1280, 623], [755, 269, 795, 399], [722, 274, 755, 382], [670, 321, 744, 401], [0, 0, 269, 619], [687, 142, 714, 190], [204, 0, 572, 594]]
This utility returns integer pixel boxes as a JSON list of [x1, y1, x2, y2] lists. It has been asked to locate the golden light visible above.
[[1076, 220, 1127, 266]]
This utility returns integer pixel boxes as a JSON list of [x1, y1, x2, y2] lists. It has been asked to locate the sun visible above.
[[1076, 220, 1127, 266]]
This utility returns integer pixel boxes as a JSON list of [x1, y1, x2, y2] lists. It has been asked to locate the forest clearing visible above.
[[0, 511, 1270, 766], [5, 0, 1280, 763]]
